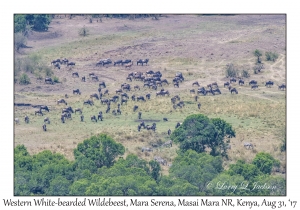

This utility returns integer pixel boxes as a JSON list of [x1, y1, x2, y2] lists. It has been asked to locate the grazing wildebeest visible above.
[[89, 72, 95, 77], [139, 121, 146, 129], [45, 77, 54, 85], [114, 60, 123, 66], [62, 106, 74, 114], [40, 106, 50, 112], [137, 96, 145, 102], [73, 89, 81, 95], [53, 62, 60, 69], [251, 85, 259, 90], [175, 122, 181, 129], [121, 98, 127, 105], [239, 79, 244, 85], [65, 94, 68, 98], [122, 59, 132, 65], [117, 108, 121, 115], [161, 79, 169, 85], [24, 115, 29, 123], [51, 59, 61, 65], [190, 89, 195, 94], [174, 82, 179, 88], [230, 88, 238, 94], [146, 93, 151, 100], [156, 81, 162, 87], [112, 110, 117, 116], [98, 87, 102, 94], [162, 140, 173, 147], [224, 82, 230, 87], [80, 115, 84, 122], [198, 103, 201, 109], [230, 78, 236, 83], [106, 107, 110, 113], [138, 112, 142, 119], [91, 75, 99, 81], [72, 72, 79, 77], [90, 93, 99, 100], [126, 76, 132, 82], [142, 147, 153, 152], [99, 81, 106, 88], [83, 99, 94, 106], [212, 82, 218, 87], [121, 93, 129, 99], [133, 105, 138, 112], [44, 117, 50, 124], [134, 85, 140, 90], [81, 76, 86, 82], [116, 89, 123, 94], [265, 80, 274, 87], [35, 110, 43, 116], [15, 118, 20, 124], [57, 99, 67, 105], [137, 59, 149, 66], [168, 129, 171, 135], [163, 118, 168, 121], [125, 62, 133, 68], [212, 88, 221, 95], [61, 58, 68, 64], [131, 95, 136, 101], [137, 125, 141, 132], [75, 108, 82, 114], [67, 62, 75, 66], [61, 114, 65, 123], [42, 124, 47, 131], [98, 113, 103, 121], [91, 115, 97, 122], [278, 84, 286, 90], [249, 80, 257, 85], [244, 142, 254, 149], [192, 81, 200, 86], [103, 90, 109, 95]]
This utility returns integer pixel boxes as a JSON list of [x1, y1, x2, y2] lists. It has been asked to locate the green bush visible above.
[[53, 76, 59, 83], [241, 69, 250, 78], [265, 51, 278, 62], [78, 26, 89, 37], [45, 68, 53, 77], [225, 63, 238, 78], [19, 73, 31, 85], [14, 32, 27, 52]]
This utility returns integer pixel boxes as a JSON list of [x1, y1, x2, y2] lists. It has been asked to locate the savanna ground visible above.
[[14, 14, 286, 175]]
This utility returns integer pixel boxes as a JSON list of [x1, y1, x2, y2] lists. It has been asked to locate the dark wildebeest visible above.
[[265, 80, 274, 87], [168, 129, 171, 135], [138, 112, 142, 119], [117, 108, 121, 115], [99, 81, 106, 88], [91, 75, 99, 81], [190, 89, 195, 94], [116, 89, 123, 94], [141, 147, 153, 152], [194, 95, 199, 102], [114, 60, 123, 66], [212, 88, 221, 95], [161, 79, 169, 85], [98, 87, 102, 93], [249, 80, 257, 85], [90, 93, 99, 100], [278, 84, 286, 90], [244, 142, 254, 149], [146, 93, 151, 100], [174, 82, 179, 88], [89, 72, 95, 77], [137, 125, 141, 132], [24, 115, 29, 123], [230, 78, 236, 83], [80, 115, 84, 122], [133, 105, 138, 112], [65, 94, 68, 98], [98, 113, 103, 121], [57, 99, 67, 105], [44, 117, 50, 124], [40, 106, 50, 112], [175, 122, 181, 129], [137, 96, 145, 102], [42, 124, 47, 131], [134, 85, 140, 90], [224, 82, 230, 87], [61, 58, 68, 64], [62, 106, 74, 114], [192, 81, 200, 86], [126, 76, 132, 82], [231, 88, 238, 94], [53, 62, 60, 69], [83, 99, 94, 106], [73, 89, 81, 95], [137, 59, 149, 66], [163, 118, 168, 122], [112, 110, 117, 116], [121, 98, 127, 105], [121, 93, 129, 99], [75, 108, 82, 114], [212, 82, 218, 88], [67, 62, 75, 66], [45, 77, 54, 85], [103, 90, 109, 95], [251, 85, 259, 90], [72, 72, 79, 77], [81, 76, 86, 82], [106, 107, 110, 113], [239, 79, 244, 85], [61, 114, 65, 123], [198, 103, 201, 109], [91, 115, 97, 122], [51, 59, 61, 65], [122, 59, 132, 65]]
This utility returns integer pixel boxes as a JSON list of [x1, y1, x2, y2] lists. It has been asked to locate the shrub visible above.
[[53, 76, 59, 83], [19, 73, 31, 85], [241, 69, 250, 78], [265, 51, 279, 62], [225, 63, 238, 78], [45, 68, 53, 77], [79, 26, 89, 37], [14, 32, 27, 52]]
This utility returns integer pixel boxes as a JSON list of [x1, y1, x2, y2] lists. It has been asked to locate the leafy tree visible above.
[[226, 160, 262, 181], [252, 152, 280, 174], [265, 51, 279, 62], [46, 176, 71, 196], [250, 174, 286, 196], [69, 179, 91, 196], [149, 160, 161, 181], [26, 14, 51, 31], [254, 49, 262, 63], [171, 114, 235, 157], [14, 15, 27, 33], [74, 134, 125, 168]]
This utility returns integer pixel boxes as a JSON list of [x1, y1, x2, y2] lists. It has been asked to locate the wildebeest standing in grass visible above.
[[80, 115, 84, 122], [45, 77, 54, 85], [163, 118, 168, 121], [24, 115, 29, 123], [138, 112, 142, 119], [91, 115, 97, 122], [175, 122, 181, 129], [61, 114, 65, 123], [198, 103, 201, 109], [133, 105, 138, 112], [137, 59, 149, 66], [35, 110, 43, 116], [81, 76, 86, 82], [168, 129, 171, 135], [73, 89, 81, 95], [194, 96, 198, 102], [44, 117, 50, 124], [265, 80, 274, 87], [75, 108, 82, 114], [99, 81, 106, 88], [57, 99, 67, 105], [42, 124, 47, 131], [72, 72, 79, 77], [67, 62, 75, 67]]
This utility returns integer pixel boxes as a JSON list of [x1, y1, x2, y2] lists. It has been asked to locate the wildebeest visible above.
[[62, 106, 74, 114], [265, 80, 274, 87], [125, 62, 133, 68], [174, 82, 179, 88], [45, 77, 54, 85], [61, 114, 65, 123], [57, 99, 67, 105], [251, 85, 259, 90], [133, 105, 138, 112], [192, 81, 200, 86], [83, 99, 94, 106], [198, 103, 201, 109], [121, 99, 127, 105], [137, 96, 145, 102], [91, 115, 97, 122], [24, 115, 29, 123], [168, 129, 171, 135], [230, 78, 236, 83], [73, 89, 81, 95], [138, 112, 142, 119], [146, 93, 151, 100], [80, 115, 84, 122], [53, 62, 60, 69], [162, 140, 172, 147], [238, 79, 244, 85], [134, 85, 140, 90], [51, 59, 61, 65], [116, 89, 123, 94], [212, 88, 221, 95], [137, 59, 149, 66], [139, 121, 146, 129], [161, 79, 169, 85], [146, 123, 156, 131], [231, 88, 238, 94], [163, 118, 168, 121], [75, 108, 82, 114], [156, 90, 170, 97], [194, 95, 198, 101], [61, 58, 68, 64], [114, 60, 123, 66], [106, 107, 110, 113], [91, 75, 99, 81], [126, 76, 132, 82], [65, 94, 68, 98], [90, 93, 99, 100], [35, 110, 43, 116], [137, 125, 141, 132], [142, 147, 153, 152], [249, 80, 257, 85], [122, 59, 132, 65], [224, 82, 230, 87], [98, 113, 103, 121], [190, 89, 195, 94], [81, 76, 86, 82], [67, 62, 75, 66], [121, 93, 129, 99], [117, 108, 121, 115], [15, 118, 20, 124], [99, 81, 106, 88], [175, 122, 181, 129], [42, 124, 47, 131], [72, 72, 79, 77], [278, 84, 286, 90], [131, 95, 136, 101], [44, 117, 50, 124], [244, 142, 254, 149], [40, 105, 50, 112]]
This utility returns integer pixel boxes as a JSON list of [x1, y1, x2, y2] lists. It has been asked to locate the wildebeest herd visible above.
[[17, 57, 286, 166]]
